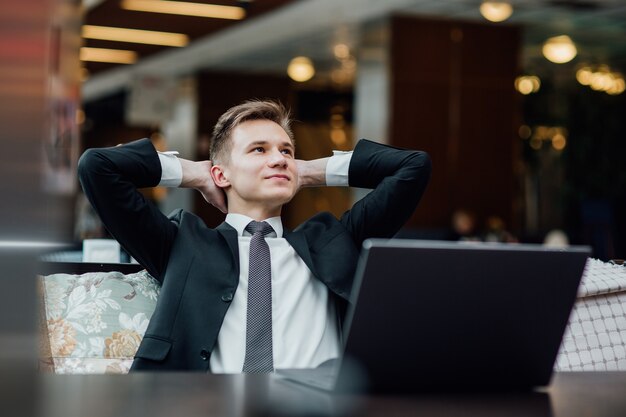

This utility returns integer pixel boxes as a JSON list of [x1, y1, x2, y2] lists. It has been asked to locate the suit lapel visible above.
[[216, 222, 240, 276], [284, 229, 318, 279], [217, 222, 319, 281]]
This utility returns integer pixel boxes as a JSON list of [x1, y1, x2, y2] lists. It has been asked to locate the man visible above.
[[78, 100, 431, 372]]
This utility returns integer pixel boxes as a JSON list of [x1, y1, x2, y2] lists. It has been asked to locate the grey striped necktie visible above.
[[242, 220, 274, 373]]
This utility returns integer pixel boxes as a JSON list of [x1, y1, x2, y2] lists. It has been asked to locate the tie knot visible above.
[[245, 221, 274, 237]]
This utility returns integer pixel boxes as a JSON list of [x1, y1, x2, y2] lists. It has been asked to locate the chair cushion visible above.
[[556, 258, 626, 371], [39, 269, 160, 374]]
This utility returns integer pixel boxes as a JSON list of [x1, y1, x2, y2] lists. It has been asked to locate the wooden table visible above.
[[3, 365, 626, 417]]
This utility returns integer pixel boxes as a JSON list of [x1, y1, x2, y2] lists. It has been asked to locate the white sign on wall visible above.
[[126, 74, 177, 127]]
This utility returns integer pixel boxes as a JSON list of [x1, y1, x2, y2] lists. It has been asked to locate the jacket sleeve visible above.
[[77, 138, 177, 281], [340, 139, 431, 249]]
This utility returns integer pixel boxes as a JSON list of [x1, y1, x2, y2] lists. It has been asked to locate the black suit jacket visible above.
[[78, 138, 431, 371]]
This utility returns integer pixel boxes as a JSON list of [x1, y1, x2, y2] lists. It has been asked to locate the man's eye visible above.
[[281, 149, 292, 155], [253, 147, 264, 152]]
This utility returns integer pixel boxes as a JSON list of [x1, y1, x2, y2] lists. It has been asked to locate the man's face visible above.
[[219, 119, 297, 210]]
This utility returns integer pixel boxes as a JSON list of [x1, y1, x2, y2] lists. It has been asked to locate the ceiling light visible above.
[[333, 44, 350, 60], [552, 133, 566, 151], [609, 79, 625, 95], [576, 65, 625, 95], [287, 56, 315, 82], [121, 0, 245, 20], [479, 1, 513, 23], [518, 125, 531, 139], [79, 47, 137, 64], [590, 71, 621, 93], [330, 128, 347, 146], [542, 35, 577, 64], [529, 137, 542, 150], [82, 25, 189, 47], [515, 75, 540, 95], [576, 67, 592, 85], [590, 71, 612, 91]]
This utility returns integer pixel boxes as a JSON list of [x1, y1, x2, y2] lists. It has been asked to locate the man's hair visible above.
[[210, 99, 293, 164]]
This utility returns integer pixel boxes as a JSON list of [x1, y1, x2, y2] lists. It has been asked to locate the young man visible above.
[[78, 100, 431, 372]]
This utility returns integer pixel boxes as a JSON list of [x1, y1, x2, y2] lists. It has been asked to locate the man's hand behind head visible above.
[[200, 160, 227, 213], [180, 159, 227, 213]]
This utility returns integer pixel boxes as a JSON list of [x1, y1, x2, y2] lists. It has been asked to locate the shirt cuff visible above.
[[325, 151, 352, 186], [157, 151, 182, 187]]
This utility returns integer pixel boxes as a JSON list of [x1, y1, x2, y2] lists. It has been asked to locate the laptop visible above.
[[277, 239, 590, 393]]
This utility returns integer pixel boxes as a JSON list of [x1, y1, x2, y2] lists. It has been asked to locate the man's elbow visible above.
[[408, 150, 432, 191], [77, 148, 103, 181], [77, 148, 112, 193], [411, 150, 432, 177]]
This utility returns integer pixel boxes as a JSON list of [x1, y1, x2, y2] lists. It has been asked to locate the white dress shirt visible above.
[[157, 150, 352, 372]]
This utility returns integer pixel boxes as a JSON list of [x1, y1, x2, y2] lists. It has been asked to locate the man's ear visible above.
[[210, 163, 230, 188]]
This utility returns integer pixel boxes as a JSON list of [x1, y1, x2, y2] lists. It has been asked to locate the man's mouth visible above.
[[267, 174, 290, 181]]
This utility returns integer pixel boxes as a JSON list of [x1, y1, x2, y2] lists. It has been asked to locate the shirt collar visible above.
[[225, 213, 283, 238]]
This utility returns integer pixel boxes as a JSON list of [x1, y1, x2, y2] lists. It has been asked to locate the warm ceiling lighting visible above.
[[515, 75, 541, 95], [79, 47, 137, 64], [542, 35, 577, 64], [528, 125, 568, 151], [577, 65, 625, 95], [479, 1, 513, 23], [608, 79, 625, 95], [590, 71, 613, 91], [287, 56, 315, 82], [121, 0, 245, 20], [82, 25, 189, 47], [576, 66, 592, 85], [552, 133, 567, 151], [333, 43, 350, 60]]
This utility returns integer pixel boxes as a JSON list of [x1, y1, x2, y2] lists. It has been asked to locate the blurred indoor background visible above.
[[76, 0, 626, 260], [1, 0, 625, 390]]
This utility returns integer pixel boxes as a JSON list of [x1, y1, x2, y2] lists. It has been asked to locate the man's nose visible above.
[[268, 150, 287, 167]]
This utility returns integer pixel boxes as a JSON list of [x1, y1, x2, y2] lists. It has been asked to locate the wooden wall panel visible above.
[[390, 16, 521, 233]]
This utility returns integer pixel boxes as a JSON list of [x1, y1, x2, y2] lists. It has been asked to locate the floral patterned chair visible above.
[[38, 263, 160, 374]]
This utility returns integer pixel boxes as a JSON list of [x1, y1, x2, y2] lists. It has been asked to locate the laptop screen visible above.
[[337, 239, 590, 392]]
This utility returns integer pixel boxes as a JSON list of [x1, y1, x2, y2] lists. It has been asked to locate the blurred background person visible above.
[[543, 229, 570, 249], [449, 209, 480, 242], [482, 216, 518, 243]]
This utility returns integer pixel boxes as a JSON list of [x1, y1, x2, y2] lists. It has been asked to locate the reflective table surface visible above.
[[3, 363, 626, 417]]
